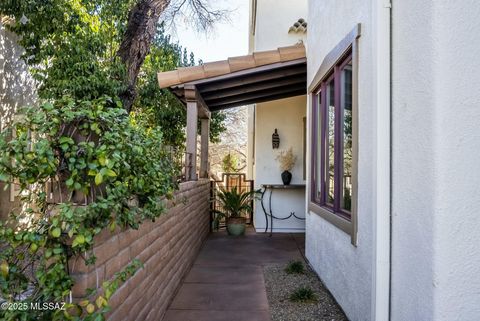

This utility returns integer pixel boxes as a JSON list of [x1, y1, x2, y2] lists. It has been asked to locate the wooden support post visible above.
[[184, 84, 211, 181], [200, 118, 210, 178], [186, 101, 198, 181]]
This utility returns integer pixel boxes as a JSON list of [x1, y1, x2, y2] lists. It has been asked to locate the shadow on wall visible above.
[[0, 20, 38, 221]]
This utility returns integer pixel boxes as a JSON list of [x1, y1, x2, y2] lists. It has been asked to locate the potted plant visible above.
[[276, 147, 297, 185], [213, 187, 260, 236]]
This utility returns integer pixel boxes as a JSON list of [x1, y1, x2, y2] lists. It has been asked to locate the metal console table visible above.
[[260, 184, 306, 236]]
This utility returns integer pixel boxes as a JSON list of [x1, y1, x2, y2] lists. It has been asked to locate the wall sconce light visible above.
[[272, 128, 280, 149]]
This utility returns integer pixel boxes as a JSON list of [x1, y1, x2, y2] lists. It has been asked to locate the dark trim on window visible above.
[[308, 24, 360, 245], [308, 24, 361, 93], [303, 116, 307, 180]]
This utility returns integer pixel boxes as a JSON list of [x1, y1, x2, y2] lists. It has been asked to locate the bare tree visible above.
[[118, 0, 228, 112]]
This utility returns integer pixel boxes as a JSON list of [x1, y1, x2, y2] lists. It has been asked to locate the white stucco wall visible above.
[[0, 20, 38, 221], [305, 1, 375, 320], [250, 0, 307, 52], [247, 0, 308, 232], [253, 96, 306, 232], [0, 20, 37, 130], [391, 1, 480, 320]]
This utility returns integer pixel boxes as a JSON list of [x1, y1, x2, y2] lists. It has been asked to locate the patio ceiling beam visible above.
[[196, 62, 306, 94], [209, 89, 306, 111], [207, 83, 306, 108], [201, 74, 306, 101]]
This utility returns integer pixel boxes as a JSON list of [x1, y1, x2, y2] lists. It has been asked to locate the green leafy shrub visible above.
[[221, 153, 241, 173], [0, 96, 179, 320], [213, 187, 260, 220], [0, 1, 224, 319], [285, 260, 305, 274], [289, 287, 318, 303]]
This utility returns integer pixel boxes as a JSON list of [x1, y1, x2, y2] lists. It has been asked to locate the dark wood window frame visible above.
[[308, 24, 360, 245]]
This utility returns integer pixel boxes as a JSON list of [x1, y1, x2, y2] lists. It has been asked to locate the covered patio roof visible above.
[[157, 43, 307, 111], [157, 43, 307, 181]]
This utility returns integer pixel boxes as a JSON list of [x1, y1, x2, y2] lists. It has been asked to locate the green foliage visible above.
[[221, 153, 241, 173], [285, 260, 305, 275], [0, 97, 179, 320], [132, 24, 226, 148], [0, 1, 226, 319], [213, 187, 260, 220], [0, 0, 134, 101], [289, 287, 318, 303], [0, 3, 226, 148]]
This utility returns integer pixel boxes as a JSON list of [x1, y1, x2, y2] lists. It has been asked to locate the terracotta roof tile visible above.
[[288, 18, 307, 34], [157, 43, 305, 89]]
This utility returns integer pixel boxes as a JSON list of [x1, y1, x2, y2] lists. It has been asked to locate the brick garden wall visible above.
[[69, 179, 211, 321]]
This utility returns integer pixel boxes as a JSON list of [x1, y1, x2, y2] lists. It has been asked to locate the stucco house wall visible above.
[[0, 20, 37, 221], [305, 1, 375, 320], [391, 1, 480, 320], [247, 0, 308, 232], [253, 96, 306, 232], [249, 0, 307, 52]]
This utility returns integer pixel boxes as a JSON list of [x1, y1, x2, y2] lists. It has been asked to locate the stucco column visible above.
[[186, 101, 198, 181], [199, 118, 210, 178]]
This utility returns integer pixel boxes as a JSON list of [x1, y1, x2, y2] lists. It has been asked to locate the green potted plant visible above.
[[213, 187, 260, 236]]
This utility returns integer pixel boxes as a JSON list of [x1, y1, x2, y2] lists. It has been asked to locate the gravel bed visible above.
[[263, 263, 347, 321]]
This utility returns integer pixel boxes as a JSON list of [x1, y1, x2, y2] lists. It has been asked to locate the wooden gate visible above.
[[211, 173, 254, 229]]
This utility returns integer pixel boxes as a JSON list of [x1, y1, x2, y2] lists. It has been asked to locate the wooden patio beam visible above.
[[207, 83, 306, 107], [197, 63, 306, 94], [201, 74, 306, 101], [209, 89, 306, 111], [185, 84, 211, 119]]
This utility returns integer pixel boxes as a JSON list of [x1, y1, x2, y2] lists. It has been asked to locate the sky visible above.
[[168, 0, 249, 63]]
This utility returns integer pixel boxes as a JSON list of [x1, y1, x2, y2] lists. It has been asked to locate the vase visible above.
[[281, 170, 292, 185], [226, 217, 246, 236]]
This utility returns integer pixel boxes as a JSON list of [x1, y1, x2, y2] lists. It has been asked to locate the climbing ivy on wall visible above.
[[0, 96, 179, 320]]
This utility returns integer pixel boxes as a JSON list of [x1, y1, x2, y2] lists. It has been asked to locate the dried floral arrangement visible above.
[[276, 147, 297, 172]]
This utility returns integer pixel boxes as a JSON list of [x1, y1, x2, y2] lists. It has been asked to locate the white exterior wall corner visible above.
[[391, 1, 480, 321], [305, 1, 375, 320]]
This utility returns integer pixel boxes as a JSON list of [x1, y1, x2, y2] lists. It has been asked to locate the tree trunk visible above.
[[118, 0, 171, 112]]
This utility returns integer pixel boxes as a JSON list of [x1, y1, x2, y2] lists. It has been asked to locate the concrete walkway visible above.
[[162, 229, 305, 321]]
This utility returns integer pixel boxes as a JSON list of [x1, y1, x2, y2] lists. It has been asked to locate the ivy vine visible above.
[[0, 96, 179, 320], [0, 1, 226, 319]]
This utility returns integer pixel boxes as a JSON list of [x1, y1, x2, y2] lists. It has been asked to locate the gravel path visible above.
[[263, 263, 348, 321]]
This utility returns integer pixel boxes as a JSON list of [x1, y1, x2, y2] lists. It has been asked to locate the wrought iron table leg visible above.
[[260, 187, 268, 234], [269, 188, 273, 237]]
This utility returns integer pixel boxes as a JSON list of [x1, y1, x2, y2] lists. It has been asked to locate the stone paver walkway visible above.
[[162, 229, 305, 321]]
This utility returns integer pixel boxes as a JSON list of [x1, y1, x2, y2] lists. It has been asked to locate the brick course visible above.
[[69, 179, 211, 321]]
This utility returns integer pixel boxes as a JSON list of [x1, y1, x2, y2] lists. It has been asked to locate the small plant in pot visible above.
[[214, 187, 260, 236], [276, 147, 297, 185]]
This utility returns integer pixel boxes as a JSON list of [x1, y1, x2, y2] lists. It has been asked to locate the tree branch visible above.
[[118, 0, 172, 112], [117, 0, 228, 112]]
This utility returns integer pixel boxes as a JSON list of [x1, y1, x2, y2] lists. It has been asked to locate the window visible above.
[[312, 52, 353, 220], [308, 24, 360, 244]]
